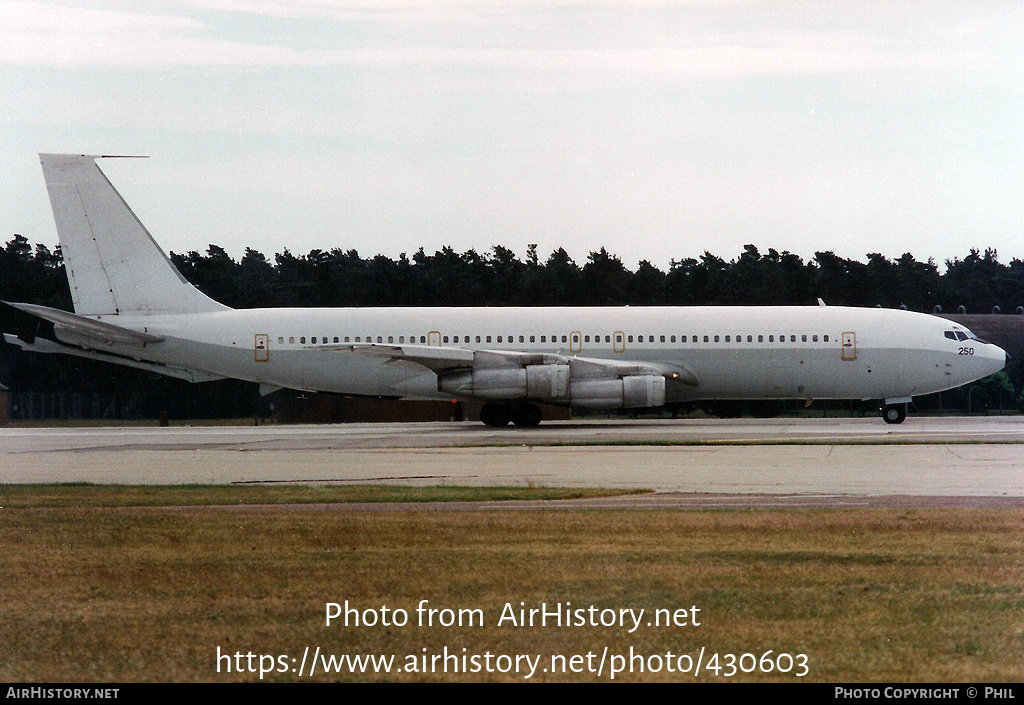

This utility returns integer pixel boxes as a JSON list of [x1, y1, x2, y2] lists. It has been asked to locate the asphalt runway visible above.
[[2, 417, 1023, 508]]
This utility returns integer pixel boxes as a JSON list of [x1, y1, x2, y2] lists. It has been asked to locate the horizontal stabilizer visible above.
[[4, 302, 164, 346], [3, 333, 223, 383]]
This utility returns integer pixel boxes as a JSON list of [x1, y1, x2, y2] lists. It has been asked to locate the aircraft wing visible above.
[[332, 342, 699, 386], [4, 301, 164, 346]]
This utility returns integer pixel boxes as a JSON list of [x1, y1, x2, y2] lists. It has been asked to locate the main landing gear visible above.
[[881, 403, 907, 425], [479, 402, 543, 428]]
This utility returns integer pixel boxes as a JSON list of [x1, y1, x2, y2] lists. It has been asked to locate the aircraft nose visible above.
[[991, 344, 1009, 373]]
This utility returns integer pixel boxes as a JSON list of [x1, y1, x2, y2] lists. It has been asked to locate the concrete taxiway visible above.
[[2, 418, 1023, 508]]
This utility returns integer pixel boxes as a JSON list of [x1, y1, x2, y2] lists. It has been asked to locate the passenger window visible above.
[[703, 335, 709, 343], [824, 335, 830, 343], [628, 335, 634, 343], [277, 337, 283, 344], [486, 336, 492, 343], [758, 335, 763, 342], [377, 336, 383, 343], [714, 335, 720, 343], [802, 335, 807, 342], [725, 335, 731, 342], [289, 337, 295, 344], [530, 335, 536, 343], [812, 335, 818, 342], [300, 337, 306, 344]]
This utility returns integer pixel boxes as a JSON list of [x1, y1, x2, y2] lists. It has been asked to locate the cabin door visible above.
[[254, 334, 269, 362], [842, 332, 857, 361]]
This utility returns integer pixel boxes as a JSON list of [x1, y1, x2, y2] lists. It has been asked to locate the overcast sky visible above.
[[1, 0, 1021, 270]]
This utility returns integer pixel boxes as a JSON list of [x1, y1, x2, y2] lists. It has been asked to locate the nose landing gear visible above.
[[881, 403, 907, 425]]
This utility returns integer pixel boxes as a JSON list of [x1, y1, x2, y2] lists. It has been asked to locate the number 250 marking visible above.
[[959, 347, 974, 356]]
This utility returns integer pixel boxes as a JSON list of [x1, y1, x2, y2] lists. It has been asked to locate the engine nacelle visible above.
[[570, 375, 666, 409], [438, 364, 571, 401], [439, 365, 665, 408]]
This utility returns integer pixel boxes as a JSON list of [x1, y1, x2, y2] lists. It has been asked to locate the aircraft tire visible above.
[[510, 403, 542, 427], [882, 404, 907, 425], [480, 402, 511, 427]]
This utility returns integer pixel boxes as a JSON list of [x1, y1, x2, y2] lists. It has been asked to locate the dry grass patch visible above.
[[0, 483, 645, 508], [1, 504, 1022, 682]]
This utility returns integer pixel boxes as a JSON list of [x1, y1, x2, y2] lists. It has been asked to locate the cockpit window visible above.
[[947, 328, 987, 344]]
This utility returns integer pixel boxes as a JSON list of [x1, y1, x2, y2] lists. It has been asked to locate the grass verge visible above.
[[0, 484, 647, 508], [0, 487, 1021, 683]]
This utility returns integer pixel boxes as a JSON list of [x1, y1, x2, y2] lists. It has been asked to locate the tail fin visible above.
[[39, 153, 229, 316]]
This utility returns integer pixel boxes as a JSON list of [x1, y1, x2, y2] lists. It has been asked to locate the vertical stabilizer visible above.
[[40, 153, 229, 316]]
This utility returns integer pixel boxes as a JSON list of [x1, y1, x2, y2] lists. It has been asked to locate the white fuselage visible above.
[[63, 305, 1006, 405]]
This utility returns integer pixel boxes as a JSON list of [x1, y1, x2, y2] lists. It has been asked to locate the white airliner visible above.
[[2, 154, 1007, 426]]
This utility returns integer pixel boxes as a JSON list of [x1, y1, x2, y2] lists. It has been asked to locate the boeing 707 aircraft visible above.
[[2, 154, 1007, 426]]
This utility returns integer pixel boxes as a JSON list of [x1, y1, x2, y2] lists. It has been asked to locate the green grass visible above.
[[0, 483, 648, 508]]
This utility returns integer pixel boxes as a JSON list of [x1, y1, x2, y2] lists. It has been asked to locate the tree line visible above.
[[3, 234, 1022, 313], [162, 241, 1024, 312], [1, 234, 1022, 418]]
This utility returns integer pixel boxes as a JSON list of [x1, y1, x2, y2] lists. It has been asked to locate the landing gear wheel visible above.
[[882, 404, 907, 425], [480, 402, 511, 427], [510, 403, 543, 428]]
